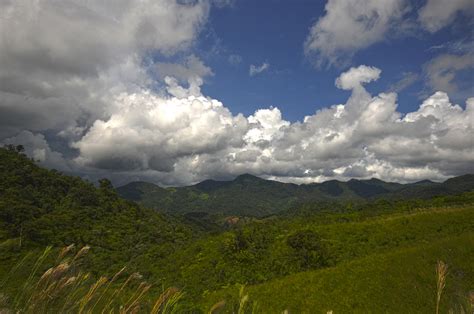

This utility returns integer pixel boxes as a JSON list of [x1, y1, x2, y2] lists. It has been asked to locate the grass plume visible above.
[[436, 260, 448, 314]]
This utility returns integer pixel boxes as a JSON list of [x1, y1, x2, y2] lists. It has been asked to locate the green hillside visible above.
[[157, 204, 474, 309], [0, 146, 199, 277], [201, 233, 474, 313]]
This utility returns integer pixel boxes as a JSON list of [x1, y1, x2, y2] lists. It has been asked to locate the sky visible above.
[[0, 0, 473, 186]]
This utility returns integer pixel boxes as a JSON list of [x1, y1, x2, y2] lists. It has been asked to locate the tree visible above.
[[287, 229, 328, 269], [98, 178, 119, 210], [3, 144, 24, 153], [99, 178, 114, 190]]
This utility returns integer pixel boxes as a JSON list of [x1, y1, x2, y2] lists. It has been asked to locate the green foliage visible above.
[[0, 245, 185, 313], [286, 230, 328, 269], [203, 233, 474, 313], [155, 204, 474, 305], [117, 172, 474, 217], [1, 146, 473, 312], [0, 146, 198, 278]]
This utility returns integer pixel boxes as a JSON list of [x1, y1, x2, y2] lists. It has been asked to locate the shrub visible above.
[[286, 230, 328, 269]]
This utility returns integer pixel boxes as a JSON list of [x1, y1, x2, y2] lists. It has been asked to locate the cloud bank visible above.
[[0, 1, 473, 186], [70, 64, 474, 185]]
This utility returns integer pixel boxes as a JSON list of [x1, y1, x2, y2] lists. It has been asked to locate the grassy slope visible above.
[[199, 207, 474, 313], [162, 206, 473, 294], [245, 234, 473, 313]]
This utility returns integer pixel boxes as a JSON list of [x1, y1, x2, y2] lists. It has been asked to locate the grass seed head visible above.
[[73, 246, 90, 261], [58, 244, 75, 260]]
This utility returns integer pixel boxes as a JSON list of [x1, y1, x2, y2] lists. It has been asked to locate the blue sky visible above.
[[181, 0, 474, 121]]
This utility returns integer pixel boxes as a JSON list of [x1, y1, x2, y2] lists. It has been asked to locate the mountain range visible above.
[[117, 173, 474, 217]]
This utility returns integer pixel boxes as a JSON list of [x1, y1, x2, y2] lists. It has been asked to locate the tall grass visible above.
[[0, 245, 183, 313], [436, 260, 448, 314], [207, 285, 260, 314], [2, 247, 469, 313]]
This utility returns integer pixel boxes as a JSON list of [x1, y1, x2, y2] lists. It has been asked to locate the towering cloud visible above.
[[73, 93, 248, 172]]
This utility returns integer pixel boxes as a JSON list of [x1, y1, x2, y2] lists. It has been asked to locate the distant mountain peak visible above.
[[412, 179, 435, 185], [125, 181, 160, 188], [195, 179, 219, 185], [366, 178, 385, 183], [193, 178, 228, 191], [444, 174, 474, 183], [234, 173, 263, 181], [347, 177, 385, 184]]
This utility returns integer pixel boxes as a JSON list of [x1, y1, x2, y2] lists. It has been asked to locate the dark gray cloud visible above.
[[0, 0, 210, 138]]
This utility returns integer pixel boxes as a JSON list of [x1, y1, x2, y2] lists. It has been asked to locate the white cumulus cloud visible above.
[[335, 65, 381, 90], [304, 0, 409, 66], [73, 92, 248, 172]]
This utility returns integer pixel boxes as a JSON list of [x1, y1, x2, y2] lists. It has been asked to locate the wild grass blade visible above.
[[13, 246, 52, 308], [151, 287, 180, 314], [436, 260, 448, 314], [0, 251, 32, 289], [90, 266, 127, 312], [102, 272, 141, 313], [161, 290, 183, 314], [208, 300, 226, 314], [78, 276, 107, 313]]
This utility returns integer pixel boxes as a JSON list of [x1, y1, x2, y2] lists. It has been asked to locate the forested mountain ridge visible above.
[[0, 145, 198, 272], [117, 172, 474, 216]]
